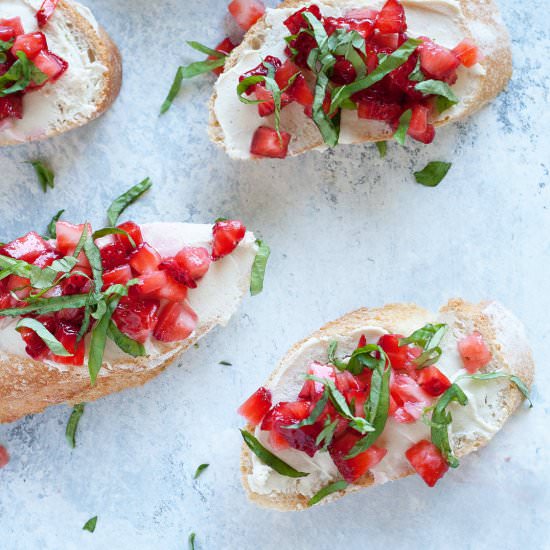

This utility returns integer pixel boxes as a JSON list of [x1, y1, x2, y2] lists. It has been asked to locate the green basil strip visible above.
[[393, 108, 412, 145], [399, 323, 447, 348], [408, 57, 424, 82], [315, 417, 339, 450], [15, 318, 73, 356], [29, 161, 55, 192], [414, 347, 442, 369], [46, 209, 65, 239], [187, 41, 225, 58], [414, 161, 452, 187], [0, 255, 57, 289], [431, 384, 468, 467], [376, 141, 387, 158], [240, 429, 309, 478], [82, 516, 97, 533], [457, 372, 532, 407], [415, 79, 458, 109], [107, 178, 152, 226], [219, 360, 232, 365], [65, 403, 85, 448], [193, 463, 210, 479], [107, 320, 146, 357], [0, 51, 47, 95], [329, 38, 422, 113], [0, 293, 90, 316], [92, 227, 136, 248], [250, 239, 270, 296], [83, 236, 103, 296], [88, 299, 119, 385], [237, 74, 268, 104], [346, 344, 387, 375], [50, 256, 79, 273], [283, 390, 329, 430], [188, 532, 196, 550], [308, 480, 348, 507]]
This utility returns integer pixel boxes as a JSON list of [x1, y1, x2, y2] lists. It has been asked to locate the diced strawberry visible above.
[[407, 104, 435, 144], [56, 221, 90, 256], [102, 264, 132, 290], [378, 334, 422, 375], [283, 5, 321, 34], [11, 33, 48, 60], [417, 366, 451, 397], [250, 126, 291, 159], [62, 267, 92, 295], [453, 38, 482, 68], [32, 50, 68, 82], [228, 0, 265, 31], [240, 56, 282, 95], [0, 26, 16, 42], [375, 0, 406, 34], [115, 221, 143, 251], [355, 368, 373, 392], [99, 242, 128, 271], [0, 445, 9, 468], [129, 243, 161, 274], [0, 94, 24, 120], [158, 258, 196, 289], [18, 315, 57, 360], [288, 75, 314, 111], [36, 0, 60, 27], [344, 8, 378, 20], [0, 18, 24, 37], [405, 439, 449, 487], [335, 370, 360, 393], [238, 387, 273, 426], [209, 37, 235, 75], [154, 273, 189, 302], [298, 362, 335, 400], [390, 373, 432, 423], [331, 57, 357, 85], [418, 37, 460, 82], [135, 270, 168, 296], [52, 321, 85, 366], [112, 296, 160, 343], [254, 86, 292, 117], [458, 331, 492, 373], [329, 430, 387, 482], [345, 389, 367, 417], [211, 219, 246, 260], [357, 98, 403, 122], [0, 231, 53, 263], [373, 31, 400, 50], [174, 247, 211, 282], [275, 59, 300, 89], [287, 32, 318, 68], [153, 301, 198, 342], [7, 275, 31, 299], [33, 250, 61, 268]]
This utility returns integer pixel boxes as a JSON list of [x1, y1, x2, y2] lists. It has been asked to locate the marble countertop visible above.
[[0, 0, 548, 548]]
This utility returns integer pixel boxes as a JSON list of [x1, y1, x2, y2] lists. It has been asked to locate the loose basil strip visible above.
[[376, 141, 387, 158], [193, 463, 210, 479], [346, 344, 387, 375], [283, 390, 329, 430], [107, 178, 152, 226], [219, 360, 232, 366], [408, 57, 424, 82], [414, 161, 452, 187], [393, 109, 412, 145], [329, 38, 422, 113], [250, 239, 270, 296], [188, 532, 196, 550], [0, 293, 90, 316], [457, 372, 532, 407], [82, 516, 97, 533], [315, 417, 339, 450], [15, 318, 72, 356], [29, 161, 55, 192], [0, 254, 57, 289], [0, 39, 14, 63], [65, 403, 85, 448], [307, 480, 348, 507], [107, 321, 146, 357], [240, 429, 309, 478], [187, 41, 225, 58], [400, 323, 447, 349], [415, 79, 458, 112], [88, 299, 119, 385], [92, 227, 136, 248], [431, 383, 468, 467], [46, 209, 65, 239], [0, 51, 47, 95], [83, 237, 104, 296]]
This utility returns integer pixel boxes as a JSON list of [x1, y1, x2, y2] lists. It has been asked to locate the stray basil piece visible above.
[[376, 141, 387, 158], [107, 178, 152, 226], [393, 109, 412, 145], [188, 532, 196, 550], [219, 360, 232, 366], [29, 161, 55, 193], [82, 516, 98, 533], [308, 480, 348, 507], [414, 161, 452, 187], [457, 372, 532, 407], [250, 239, 270, 296], [66, 403, 85, 449], [107, 321, 146, 357], [193, 463, 210, 479]]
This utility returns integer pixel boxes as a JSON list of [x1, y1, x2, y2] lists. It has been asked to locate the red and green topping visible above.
[[238, 0, 482, 158], [239, 324, 530, 505], [0, 2, 67, 124]]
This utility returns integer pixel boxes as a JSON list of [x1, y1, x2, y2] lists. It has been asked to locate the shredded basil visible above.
[[0, 39, 14, 63], [188, 532, 196, 550], [283, 390, 329, 430], [393, 109, 412, 145], [45, 209, 64, 239], [187, 41, 225, 58], [219, 360, 232, 366], [315, 416, 339, 450], [29, 161, 55, 192], [92, 227, 136, 248], [308, 479, 348, 506], [0, 293, 90, 317], [0, 51, 47, 95], [414, 161, 452, 187], [193, 463, 210, 479], [88, 299, 118, 385], [65, 403, 85, 448], [107, 321, 146, 357], [250, 239, 270, 296], [15, 318, 72, 356], [408, 57, 424, 82], [376, 141, 387, 158], [457, 372, 532, 407], [107, 178, 152, 226], [415, 79, 458, 113], [82, 516, 97, 533]]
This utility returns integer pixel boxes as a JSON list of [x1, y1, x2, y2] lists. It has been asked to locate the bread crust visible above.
[[209, 0, 512, 156], [240, 299, 534, 511], [0, 0, 122, 146]]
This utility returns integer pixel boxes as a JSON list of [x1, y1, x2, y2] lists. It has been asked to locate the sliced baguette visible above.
[[0, 223, 257, 424], [0, 0, 122, 146], [241, 299, 534, 511], [209, 0, 512, 158]]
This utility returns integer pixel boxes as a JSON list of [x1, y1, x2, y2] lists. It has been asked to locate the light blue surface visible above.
[[0, 0, 548, 548]]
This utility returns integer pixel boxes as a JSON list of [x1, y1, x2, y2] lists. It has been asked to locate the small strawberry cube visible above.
[[56, 221, 90, 256], [375, 0, 406, 34], [52, 321, 85, 366], [357, 99, 403, 123], [238, 387, 273, 426], [373, 31, 400, 49], [275, 59, 300, 89], [209, 37, 235, 75], [457, 331, 492, 373], [175, 246, 211, 282], [405, 439, 449, 487], [345, 389, 367, 417], [390, 373, 432, 423], [112, 296, 160, 343], [18, 316, 57, 360], [417, 366, 451, 397], [407, 104, 435, 144], [288, 75, 314, 112], [0, 17, 24, 37], [250, 126, 291, 159], [153, 302, 198, 342], [211, 219, 246, 260], [418, 37, 460, 81], [37, 0, 60, 28], [11, 33, 48, 60], [0, 231, 53, 263], [0, 25, 17, 42], [453, 38, 482, 68], [331, 57, 357, 85], [378, 334, 422, 374], [0, 445, 9, 468], [154, 273, 189, 302], [136, 270, 169, 296], [115, 221, 143, 251], [129, 243, 162, 274], [335, 370, 360, 393], [102, 264, 132, 290], [228, 0, 265, 31], [7, 275, 31, 299], [32, 50, 68, 82], [62, 267, 92, 295], [283, 5, 321, 34], [298, 362, 336, 400], [33, 250, 61, 268], [0, 94, 24, 120], [99, 242, 128, 271], [159, 258, 196, 288]]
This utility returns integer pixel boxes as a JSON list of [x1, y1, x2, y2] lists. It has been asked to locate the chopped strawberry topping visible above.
[[375, 0, 406, 34], [211, 220, 246, 260], [0, 18, 24, 37], [453, 38, 482, 68], [228, 0, 265, 31], [298, 362, 336, 400], [36, 0, 60, 28], [238, 387, 273, 426], [250, 126, 291, 159], [129, 243, 162, 274], [175, 247, 211, 282], [418, 37, 460, 83], [52, 321, 86, 366], [405, 440, 449, 486], [11, 32, 48, 59], [283, 5, 322, 34], [417, 366, 451, 397], [115, 221, 143, 251], [378, 334, 422, 375], [112, 297, 160, 343], [457, 332, 492, 373], [102, 265, 133, 290], [0, 231, 53, 263], [19, 316, 57, 360], [32, 50, 68, 82], [390, 372, 431, 423], [0, 94, 24, 120], [209, 37, 236, 75], [0, 445, 9, 468], [331, 57, 357, 85], [99, 242, 129, 271], [407, 104, 435, 144], [153, 302, 198, 342]]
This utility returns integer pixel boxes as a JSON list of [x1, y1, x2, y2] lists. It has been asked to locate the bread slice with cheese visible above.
[[209, 0, 512, 158], [241, 299, 534, 510], [0, 0, 122, 146], [0, 223, 257, 424]]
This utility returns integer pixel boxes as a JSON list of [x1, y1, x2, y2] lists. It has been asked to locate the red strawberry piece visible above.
[[453, 38, 482, 68], [274, 59, 299, 89], [418, 37, 460, 82], [154, 272, 189, 302], [228, 0, 265, 31], [209, 37, 236, 75], [18, 315, 57, 360], [238, 387, 273, 426], [99, 242, 129, 271], [343, 8, 378, 39], [417, 366, 451, 397], [52, 321, 85, 366], [153, 301, 198, 342], [357, 98, 403, 123], [62, 266, 92, 295], [32, 50, 68, 82], [36, 0, 60, 27], [457, 331, 492, 373], [250, 126, 291, 159], [378, 334, 422, 375], [335, 370, 360, 393], [136, 270, 169, 297], [288, 32, 318, 68], [329, 430, 387, 482], [357, 334, 367, 348], [129, 243, 161, 274], [375, 0, 406, 34], [211, 219, 246, 260], [390, 372, 432, 423], [0, 445, 9, 468], [373, 31, 400, 50], [405, 439, 449, 487], [240, 56, 282, 94], [331, 57, 357, 85], [0, 231, 53, 263], [102, 264, 132, 290], [0, 94, 23, 120], [158, 258, 196, 288], [11, 32, 48, 60], [33, 250, 61, 268], [0, 17, 24, 37], [288, 75, 314, 112], [7, 275, 31, 300], [115, 221, 143, 251], [112, 296, 160, 343], [345, 389, 367, 417], [298, 362, 336, 400], [175, 246, 211, 283], [254, 85, 293, 117], [56, 221, 90, 257], [407, 104, 435, 144], [283, 5, 321, 34]]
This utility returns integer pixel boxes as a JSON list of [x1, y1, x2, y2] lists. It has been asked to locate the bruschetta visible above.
[[0, 0, 121, 145], [238, 299, 534, 510], [209, 0, 512, 159], [0, 183, 268, 423]]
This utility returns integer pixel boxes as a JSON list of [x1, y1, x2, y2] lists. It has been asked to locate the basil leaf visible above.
[[393, 109, 412, 145], [46, 209, 64, 239], [237, 75, 267, 104], [219, 360, 232, 366], [376, 141, 387, 158], [193, 463, 209, 479], [399, 323, 447, 349], [82, 516, 97, 533], [415, 79, 458, 109], [83, 236, 103, 296], [29, 161, 55, 192], [312, 70, 340, 146], [0, 293, 90, 316], [50, 256, 78, 273], [315, 417, 339, 450], [431, 383, 468, 467], [188, 532, 196, 550], [240, 429, 309, 478], [15, 318, 72, 356], [187, 41, 225, 58], [414, 161, 452, 187], [457, 372, 532, 407], [65, 403, 85, 448], [0, 39, 13, 63], [0, 51, 47, 95], [283, 390, 329, 430], [409, 57, 424, 82], [346, 344, 387, 375], [107, 320, 146, 357], [308, 479, 348, 507], [92, 227, 136, 248], [250, 239, 270, 296], [88, 299, 119, 385], [107, 178, 152, 226], [414, 347, 442, 369], [0, 255, 57, 289]]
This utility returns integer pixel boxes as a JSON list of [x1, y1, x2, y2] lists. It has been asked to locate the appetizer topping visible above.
[[82, 516, 98, 533], [458, 331, 493, 373], [65, 403, 85, 449], [229, 0, 266, 31], [193, 463, 210, 479]]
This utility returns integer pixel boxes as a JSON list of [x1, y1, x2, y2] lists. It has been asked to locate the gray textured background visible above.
[[0, 0, 548, 548]]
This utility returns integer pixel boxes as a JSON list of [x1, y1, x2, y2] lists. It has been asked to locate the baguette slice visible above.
[[209, 0, 512, 158], [0, 223, 257, 424], [241, 299, 534, 510], [0, 0, 122, 145]]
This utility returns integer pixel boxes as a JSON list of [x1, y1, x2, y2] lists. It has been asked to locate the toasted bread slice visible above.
[[0, 223, 257, 424], [241, 299, 534, 510], [0, 0, 122, 145], [209, 0, 512, 158]]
